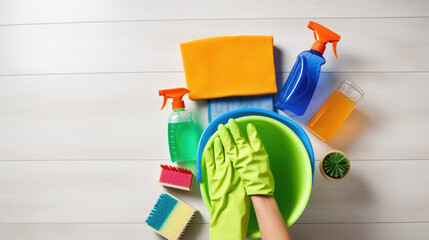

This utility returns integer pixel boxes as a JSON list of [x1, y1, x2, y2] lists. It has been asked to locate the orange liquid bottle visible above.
[[306, 80, 364, 141]]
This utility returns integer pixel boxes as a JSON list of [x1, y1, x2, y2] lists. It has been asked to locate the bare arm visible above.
[[251, 195, 292, 240]]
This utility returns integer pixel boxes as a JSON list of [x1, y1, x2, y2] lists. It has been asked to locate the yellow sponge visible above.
[[160, 202, 195, 239], [180, 35, 277, 100], [145, 193, 198, 240]]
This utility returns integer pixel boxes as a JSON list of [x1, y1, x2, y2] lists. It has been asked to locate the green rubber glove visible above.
[[204, 137, 250, 240], [218, 119, 275, 196]]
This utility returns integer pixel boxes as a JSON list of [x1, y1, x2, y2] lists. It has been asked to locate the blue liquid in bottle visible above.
[[275, 50, 325, 116]]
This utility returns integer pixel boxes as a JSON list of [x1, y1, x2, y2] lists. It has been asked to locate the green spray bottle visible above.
[[159, 88, 202, 162]]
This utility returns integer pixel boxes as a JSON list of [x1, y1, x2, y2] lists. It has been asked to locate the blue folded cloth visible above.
[[208, 95, 275, 122]]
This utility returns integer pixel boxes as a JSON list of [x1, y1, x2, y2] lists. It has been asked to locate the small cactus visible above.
[[322, 152, 350, 179]]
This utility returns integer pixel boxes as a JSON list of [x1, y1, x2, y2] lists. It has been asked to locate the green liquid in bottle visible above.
[[168, 109, 201, 162]]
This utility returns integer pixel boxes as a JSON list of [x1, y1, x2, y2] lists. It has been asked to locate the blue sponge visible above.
[[146, 193, 177, 230]]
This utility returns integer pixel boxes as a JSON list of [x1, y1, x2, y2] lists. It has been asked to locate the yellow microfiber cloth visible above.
[[180, 35, 277, 100]]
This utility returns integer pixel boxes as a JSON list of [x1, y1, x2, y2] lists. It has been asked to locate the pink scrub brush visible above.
[[159, 165, 194, 191]]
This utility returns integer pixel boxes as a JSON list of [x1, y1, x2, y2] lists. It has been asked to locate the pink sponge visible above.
[[159, 165, 194, 191]]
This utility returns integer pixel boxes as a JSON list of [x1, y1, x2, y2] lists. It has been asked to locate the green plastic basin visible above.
[[200, 116, 312, 238]]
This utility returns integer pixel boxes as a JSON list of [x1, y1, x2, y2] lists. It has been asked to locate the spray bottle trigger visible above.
[[313, 31, 319, 42], [332, 41, 338, 58], [159, 88, 190, 111], [308, 21, 341, 57], [160, 96, 168, 110]]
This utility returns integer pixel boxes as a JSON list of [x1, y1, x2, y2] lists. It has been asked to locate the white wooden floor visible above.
[[1, 1, 428, 239]]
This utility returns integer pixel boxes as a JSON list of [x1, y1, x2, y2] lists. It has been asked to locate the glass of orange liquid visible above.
[[306, 80, 364, 141]]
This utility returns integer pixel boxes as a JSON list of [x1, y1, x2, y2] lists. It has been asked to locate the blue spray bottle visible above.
[[276, 21, 341, 116]]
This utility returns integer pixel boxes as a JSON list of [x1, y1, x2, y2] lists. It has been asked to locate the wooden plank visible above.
[[298, 160, 429, 223], [0, 223, 209, 240], [0, 72, 428, 161], [0, 160, 427, 224], [0, 222, 428, 240], [0, 18, 428, 75], [291, 222, 429, 240], [0, 0, 428, 25], [0, 73, 207, 160], [0, 160, 210, 223]]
